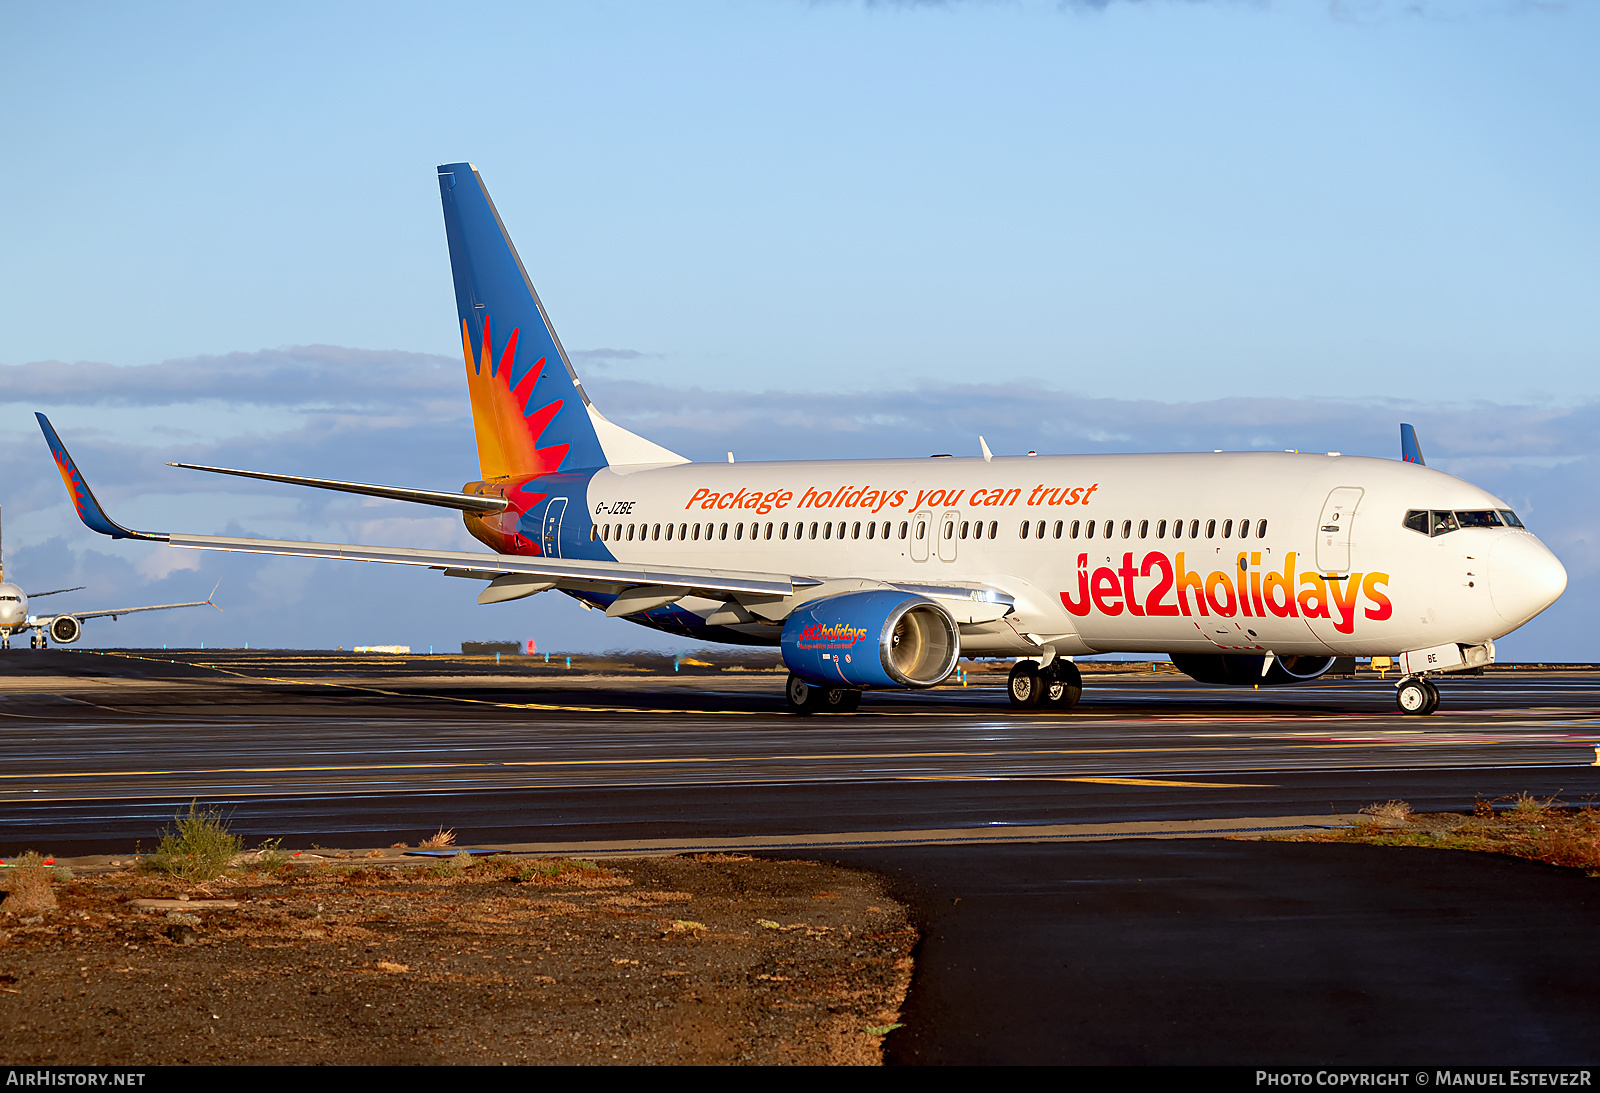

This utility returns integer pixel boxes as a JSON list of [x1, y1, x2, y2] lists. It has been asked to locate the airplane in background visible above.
[[0, 507, 215, 649], [37, 163, 1567, 714]]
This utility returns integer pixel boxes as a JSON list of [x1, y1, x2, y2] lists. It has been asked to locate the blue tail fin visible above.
[[1400, 423, 1425, 466], [437, 163, 683, 478]]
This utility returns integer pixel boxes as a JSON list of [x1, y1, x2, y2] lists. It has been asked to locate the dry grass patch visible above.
[[418, 827, 455, 850], [1, 852, 59, 915], [1296, 795, 1600, 874]]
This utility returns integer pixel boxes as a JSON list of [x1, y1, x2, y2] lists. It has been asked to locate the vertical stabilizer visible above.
[[1400, 423, 1425, 466], [437, 163, 685, 479]]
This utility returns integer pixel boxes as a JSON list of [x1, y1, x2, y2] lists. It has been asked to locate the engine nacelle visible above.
[[1169, 652, 1336, 687], [49, 616, 83, 645], [781, 590, 959, 689]]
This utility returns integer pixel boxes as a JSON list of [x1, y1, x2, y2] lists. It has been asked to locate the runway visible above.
[[0, 649, 1594, 852]]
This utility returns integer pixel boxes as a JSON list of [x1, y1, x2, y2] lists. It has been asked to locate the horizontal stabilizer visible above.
[[27, 586, 86, 599], [166, 463, 509, 514]]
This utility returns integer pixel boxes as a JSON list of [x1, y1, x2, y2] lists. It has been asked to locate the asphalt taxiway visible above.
[[2, 649, 1598, 1063]]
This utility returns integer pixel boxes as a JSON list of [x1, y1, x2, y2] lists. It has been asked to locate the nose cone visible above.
[[1488, 534, 1567, 627]]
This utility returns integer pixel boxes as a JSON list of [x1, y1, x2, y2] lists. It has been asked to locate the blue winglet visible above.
[[1400, 423, 1425, 466], [35, 414, 165, 541]]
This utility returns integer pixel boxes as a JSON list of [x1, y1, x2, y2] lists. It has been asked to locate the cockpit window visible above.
[[1404, 508, 1524, 537]]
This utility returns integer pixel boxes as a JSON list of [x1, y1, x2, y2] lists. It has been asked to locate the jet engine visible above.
[[1169, 652, 1336, 687], [781, 590, 959, 689], [49, 616, 82, 645]]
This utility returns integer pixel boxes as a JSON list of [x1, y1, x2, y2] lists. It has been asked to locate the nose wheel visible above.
[[1396, 676, 1440, 716]]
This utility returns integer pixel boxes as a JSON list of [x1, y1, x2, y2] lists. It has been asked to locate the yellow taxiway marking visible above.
[[1055, 776, 1277, 788], [903, 775, 1277, 788], [0, 763, 497, 780]]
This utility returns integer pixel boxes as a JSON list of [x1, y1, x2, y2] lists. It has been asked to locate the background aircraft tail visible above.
[[1400, 423, 1425, 466], [436, 163, 685, 479]]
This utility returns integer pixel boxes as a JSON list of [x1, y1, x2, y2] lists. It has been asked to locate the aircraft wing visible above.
[[37, 415, 1022, 619], [164, 532, 816, 597], [31, 599, 216, 625], [38, 412, 819, 600]]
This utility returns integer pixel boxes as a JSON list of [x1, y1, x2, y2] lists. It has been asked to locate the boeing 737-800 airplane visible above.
[[37, 163, 1567, 715], [0, 507, 214, 648]]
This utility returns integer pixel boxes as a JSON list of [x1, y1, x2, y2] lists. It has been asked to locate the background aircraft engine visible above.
[[49, 616, 82, 644], [781, 590, 959, 689], [1169, 653, 1337, 687]]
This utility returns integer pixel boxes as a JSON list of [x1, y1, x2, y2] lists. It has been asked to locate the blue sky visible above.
[[0, 1, 1594, 657]]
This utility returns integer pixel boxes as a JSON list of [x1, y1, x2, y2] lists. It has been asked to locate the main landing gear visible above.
[[785, 673, 861, 715], [1008, 659, 1083, 711], [1396, 676, 1441, 716]]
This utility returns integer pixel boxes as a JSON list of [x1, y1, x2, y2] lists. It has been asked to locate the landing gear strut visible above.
[[785, 673, 861, 715], [1396, 676, 1440, 716]]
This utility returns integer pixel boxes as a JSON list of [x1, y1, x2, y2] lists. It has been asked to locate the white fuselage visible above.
[[0, 582, 27, 632], [571, 451, 1565, 659]]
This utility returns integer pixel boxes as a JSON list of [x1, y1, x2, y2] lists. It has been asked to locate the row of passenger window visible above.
[[595, 520, 909, 543], [1021, 517, 1269, 541], [592, 515, 1270, 544], [1403, 509, 1523, 537]]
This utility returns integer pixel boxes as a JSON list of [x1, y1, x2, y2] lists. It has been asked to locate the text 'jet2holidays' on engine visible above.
[[36, 163, 1567, 715]]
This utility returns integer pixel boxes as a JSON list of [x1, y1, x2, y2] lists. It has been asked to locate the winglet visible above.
[[1400, 423, 1425, 466], [35, 414, 167, 541]]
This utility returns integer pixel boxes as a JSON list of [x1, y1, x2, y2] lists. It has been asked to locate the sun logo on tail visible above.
[[461, 316, 570, 481]]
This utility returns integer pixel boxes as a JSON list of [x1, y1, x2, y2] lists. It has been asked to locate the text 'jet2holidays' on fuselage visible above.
[[36, 162, 1567, 715]]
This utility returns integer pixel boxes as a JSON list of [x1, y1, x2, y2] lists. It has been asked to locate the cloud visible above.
[[568, 348, 650, 369], [0, 347, 458, 409], [3, 345, 1593, 659]]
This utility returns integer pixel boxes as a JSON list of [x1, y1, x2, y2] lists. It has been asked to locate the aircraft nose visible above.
[[1488, 534, 1567, 627]]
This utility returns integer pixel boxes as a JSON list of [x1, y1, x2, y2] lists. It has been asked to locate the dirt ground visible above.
[[0, 852, 915, 1065]]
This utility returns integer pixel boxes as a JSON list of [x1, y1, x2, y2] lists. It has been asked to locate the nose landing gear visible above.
[[1396, 676, 1440, 716]]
